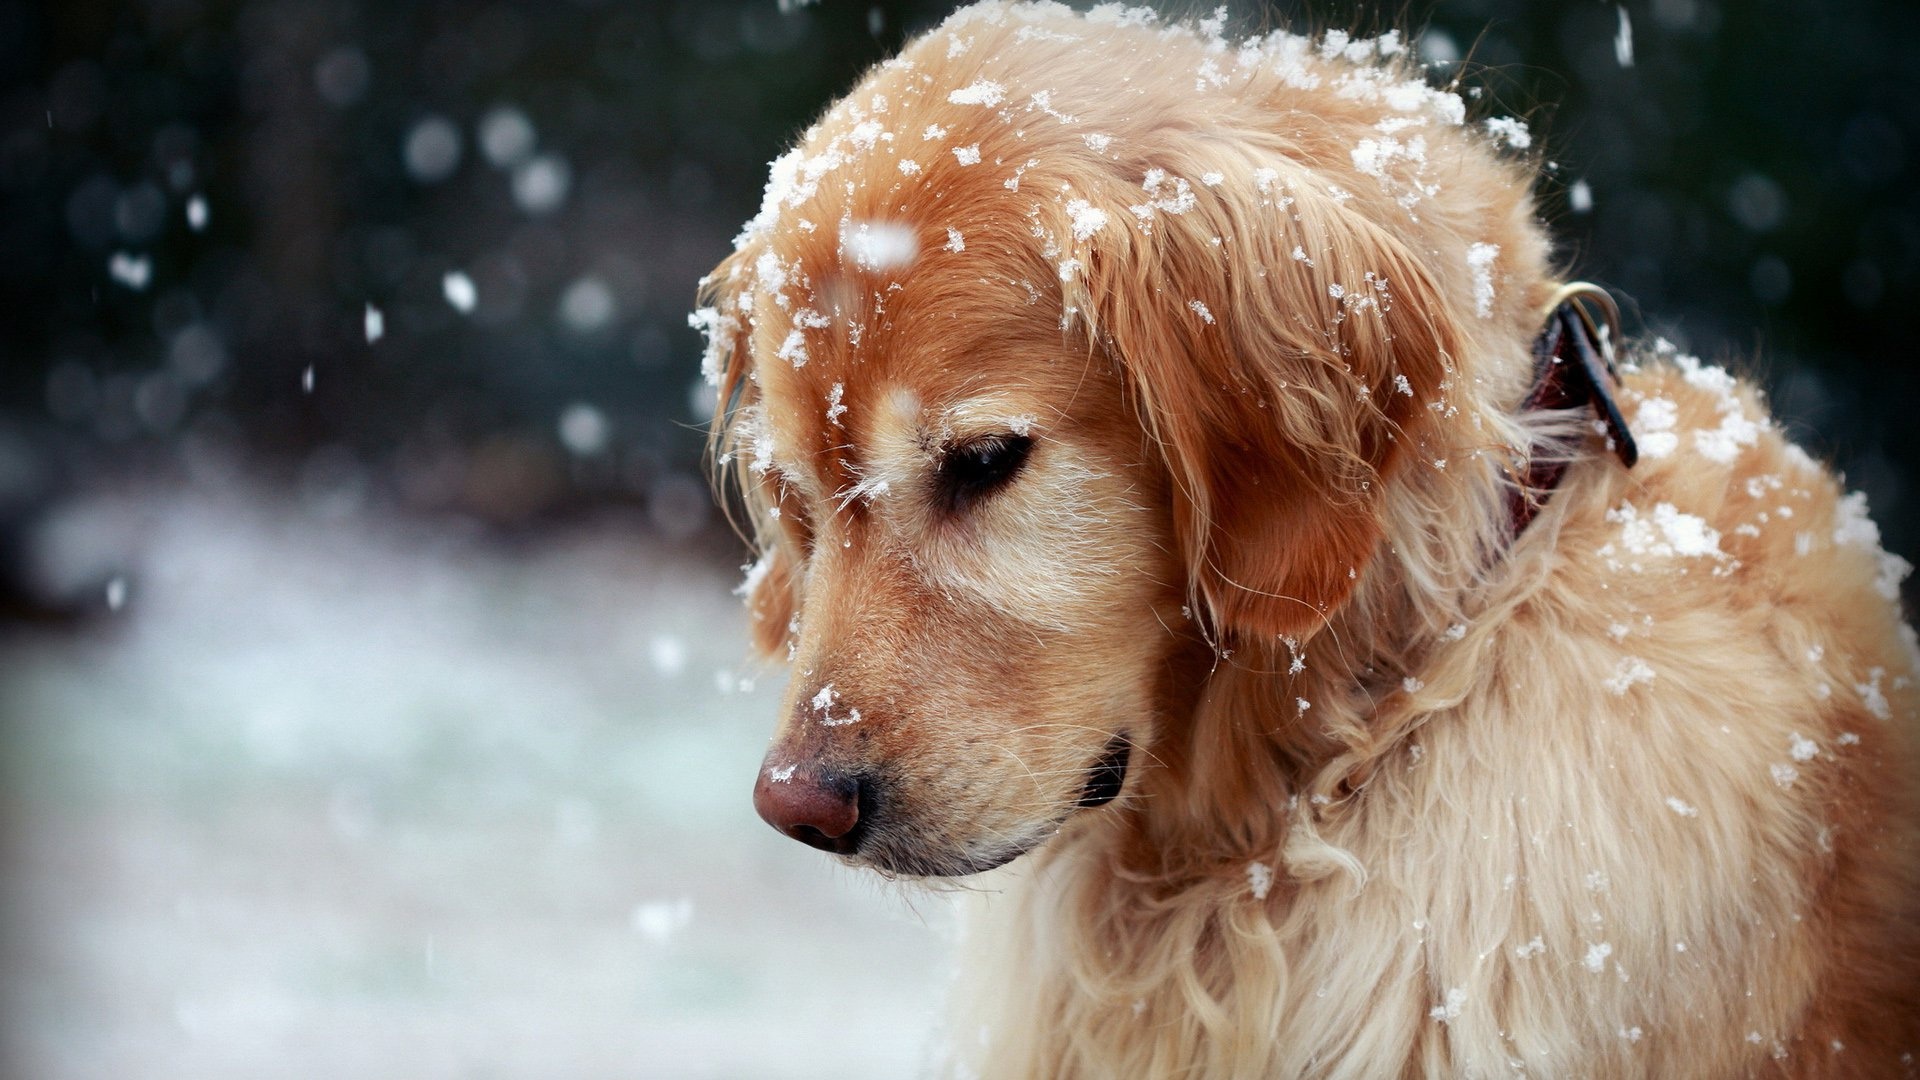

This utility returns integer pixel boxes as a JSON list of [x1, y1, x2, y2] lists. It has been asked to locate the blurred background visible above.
[[0, 0, 1913, 1076]]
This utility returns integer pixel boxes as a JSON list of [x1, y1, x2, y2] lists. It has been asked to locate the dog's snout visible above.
[[753, 764, 866, 854]]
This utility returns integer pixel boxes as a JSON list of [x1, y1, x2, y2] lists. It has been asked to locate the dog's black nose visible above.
[[753, 765, 865, 854]]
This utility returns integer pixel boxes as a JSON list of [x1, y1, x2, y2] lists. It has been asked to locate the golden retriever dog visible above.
[[693, 3, 1920, 1075]]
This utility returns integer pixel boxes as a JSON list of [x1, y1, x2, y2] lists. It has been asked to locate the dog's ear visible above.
[[697, 244, 805, 660], [742, 543, 797, 657], [1056, 160, 1459, 644]]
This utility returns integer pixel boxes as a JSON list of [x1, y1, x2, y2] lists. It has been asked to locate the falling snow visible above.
[[442, 270, 477, 313]]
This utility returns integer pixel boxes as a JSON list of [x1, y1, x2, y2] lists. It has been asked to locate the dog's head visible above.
[[697, 5, 1534, 876]]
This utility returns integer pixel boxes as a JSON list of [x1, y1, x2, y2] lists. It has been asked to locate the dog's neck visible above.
[[1121, 326, 1574, 885]]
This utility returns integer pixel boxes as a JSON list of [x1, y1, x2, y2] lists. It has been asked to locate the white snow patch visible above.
[[952, 144, 982, 166], [1583, 942, 1613, 973], [948, 80, 1007, 107], [1467, 242, 1499, 318], [1770, 763, 1800, 788], [1788, 733, 1819, 763], [826, 383, 847, 427], [776, 328, 809, 369], [1484, 116, 1532, 149], [1600, 502, 1726, 570], [1633, 397, 1678, 458], [1855, 668, 1891, 721], [1247, 861, 1274, 900], [363, 303, 385, 345], [1614, 5, 1634, 67], [1605, 653, 1651, 691], [841, 219, 919, 271], [944, 227, 965, 253], [1428, 986, 1467, 1023], [1188, 299, 1215, 324], [1065, 198, 1109, 241], [1514, 937, 1545, 959], [1665, 796, 1699, 818]]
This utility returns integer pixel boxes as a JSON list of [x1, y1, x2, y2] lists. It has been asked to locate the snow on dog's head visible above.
[[696, 1, 1548, 876]]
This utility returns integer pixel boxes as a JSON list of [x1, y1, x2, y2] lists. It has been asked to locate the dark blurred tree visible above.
[[0, 0, 1913, 585]]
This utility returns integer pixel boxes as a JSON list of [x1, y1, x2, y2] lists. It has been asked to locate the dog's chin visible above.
[[854, 735, 1134, 879]]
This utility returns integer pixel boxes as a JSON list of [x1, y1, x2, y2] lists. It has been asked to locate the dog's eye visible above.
[[938, 434, 1034, 512]]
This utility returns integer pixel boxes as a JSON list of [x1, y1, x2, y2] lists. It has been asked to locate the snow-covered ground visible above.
[[0, 482, 956, 1079]]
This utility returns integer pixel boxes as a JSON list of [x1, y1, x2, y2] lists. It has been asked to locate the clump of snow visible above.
[[1065, 198, 1109, 241], [948, 79, 1007, 107], [1466, 243, 1499, 318], [364, 303, 385, 345], [1083, 132, 1113, 153], [1770, 763, 1799, 788], [1484, 116, 1532, 149], [842, 219, 919, 272], [1428, 986, 1467, 1023], [186, 195, 209, 231], [826, 383, 847, 426], [1855, 668, 1891, 721], [1614, 5, 1634, 67], [1188, 299, 1215, 324], [688, 306, 738, 386], [1633, 397, 1679, 458], [847, 119, 889, 150], [1247, 861, 1273, 900], [1514, 937, 1545, 959], [1583, 942, 1613, 973], [1604, 656, 1656, 696], [775, 328, 809, 369], [953, 144, 982, 166], [734, 552, 776, 599], [1600, 501, 1727, 571], [1694, 409, 1762, 464], [1569, 179, 1594, 213], [1831, 491, 1914, 600], [1788, 733, 1819, 763], [1130, 169, 1197, 223], [1665, 796, 1699, 818], [944, 227, 965, 253]]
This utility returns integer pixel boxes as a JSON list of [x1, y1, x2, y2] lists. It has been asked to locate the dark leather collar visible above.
[[1507, 283, 1639, 535]]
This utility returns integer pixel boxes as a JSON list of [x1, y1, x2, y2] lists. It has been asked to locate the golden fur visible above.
[[695, 4, 1920, 1075]]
